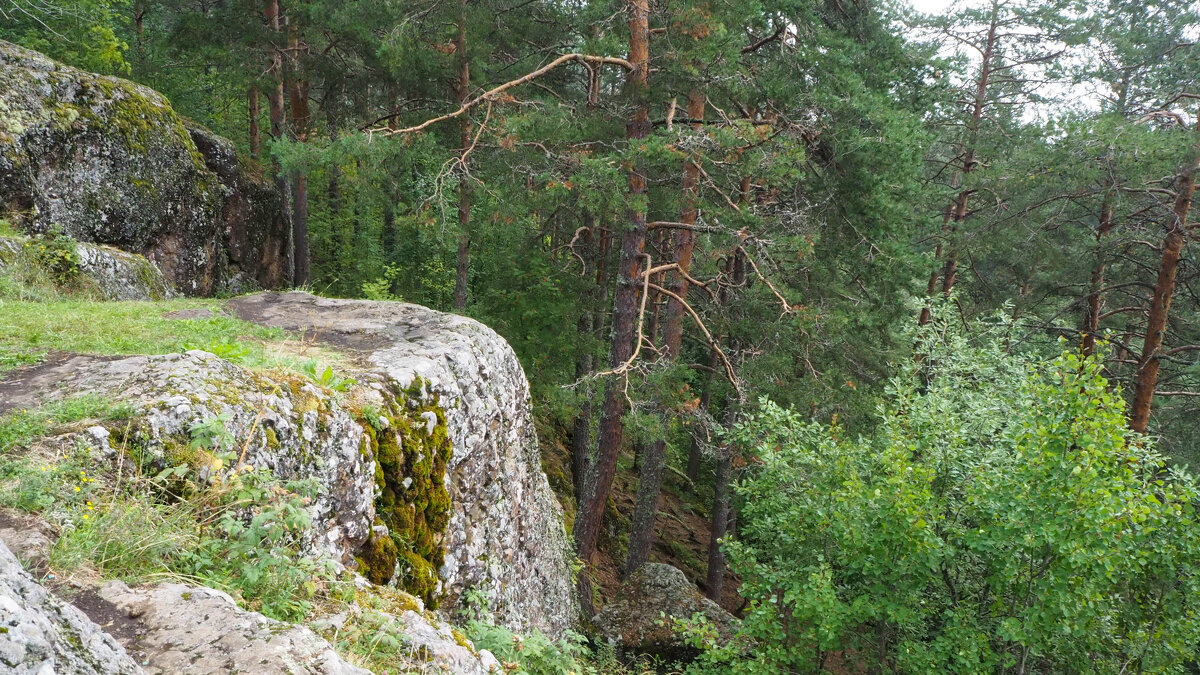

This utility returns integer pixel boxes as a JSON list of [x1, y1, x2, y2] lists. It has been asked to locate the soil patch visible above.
[[65, 586, 152, 666], [0, 352, 114, 414]]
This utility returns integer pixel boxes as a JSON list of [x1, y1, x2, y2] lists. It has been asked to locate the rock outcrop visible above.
[[9, 291, 577, 637], [230, 292, 577, 638], [0, 41, 287, 295], [96, 581, 369, 675], [0, 539, 143, 674], [0, 235, 174, 300], [593, 563, 738, 661]]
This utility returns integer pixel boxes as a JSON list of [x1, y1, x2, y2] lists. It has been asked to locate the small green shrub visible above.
[[26, 229, 81, 285], [179, 472, 336, 622], [361, 264, 404, 302], [324, 605, 418, 672], [302, 359, 355, 392]]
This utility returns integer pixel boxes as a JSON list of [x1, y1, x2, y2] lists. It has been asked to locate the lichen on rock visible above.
[[0, 539, 143, 674], [0, 41, 287, 296]]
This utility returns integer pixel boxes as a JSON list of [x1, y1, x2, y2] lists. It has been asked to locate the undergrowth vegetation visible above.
[[1, 408, 344, 621], [685, 320, 1200, 674]]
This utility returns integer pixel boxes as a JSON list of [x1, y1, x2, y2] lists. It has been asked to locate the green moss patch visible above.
[[355, 379, 452, 608]]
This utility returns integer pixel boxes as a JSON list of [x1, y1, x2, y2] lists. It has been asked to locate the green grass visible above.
[[0, 297, 347, 374], [0, 394, 135, 453], [0, 344, 44, 375], [49, 495, 199, 580]]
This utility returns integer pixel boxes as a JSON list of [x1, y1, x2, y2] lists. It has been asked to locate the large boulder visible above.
[[228, 292, 578, 638], [0, 41, 287, 295], [593, 563, 738, 661], [0, 539, 143, 674], [8, 292, 577, 637]]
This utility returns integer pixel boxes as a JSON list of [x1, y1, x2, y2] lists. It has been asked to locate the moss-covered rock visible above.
[[593, 563, 739, 662], [230, 292, 578, 638], [0, 234, 173, 300], [0, 41, 287, 296]]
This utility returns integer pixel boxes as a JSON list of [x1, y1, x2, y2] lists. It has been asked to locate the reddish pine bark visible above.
[[1129, 122, 1200, 434], [573, 0, 651, 614], [626, 89, 706, 575]]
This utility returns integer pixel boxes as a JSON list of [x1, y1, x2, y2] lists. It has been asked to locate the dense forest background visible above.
[[6, 0, 1200, 670]]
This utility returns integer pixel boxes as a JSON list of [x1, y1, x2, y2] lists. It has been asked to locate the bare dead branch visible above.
[[370, 53, 633, 136]]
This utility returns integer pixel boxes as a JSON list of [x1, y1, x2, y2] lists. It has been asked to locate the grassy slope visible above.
[[0, 297, 347, 376]]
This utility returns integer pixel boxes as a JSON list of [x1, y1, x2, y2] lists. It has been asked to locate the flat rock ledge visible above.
[[0, 539, 143, 675], [97, 581, 369, 675]]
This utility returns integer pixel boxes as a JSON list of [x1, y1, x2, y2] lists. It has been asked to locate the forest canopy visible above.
[[4, 0, 1200, 670]]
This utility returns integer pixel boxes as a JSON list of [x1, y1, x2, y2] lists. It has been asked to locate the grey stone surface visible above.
[[229, 291, 578, 638], [0, 41, 286, 296], [98, 581, 369, 675], [0, 236, 174, 300], [0, 507, 56, 570], [593, 563, 738, 661], [43, 350, 376, 564], [394, 608, 502, 675], [0, 539, 143, 674]]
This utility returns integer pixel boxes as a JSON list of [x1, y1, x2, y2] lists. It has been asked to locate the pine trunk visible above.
[[263, 0, 291, 282], [453, 0, 472, 311], [626, 89, 706, 575], [573, 0, 651, 613], [707, 248, 745, 601], [286, 18, 311, 287], [920, 7, 996, 317], [248, 86, 261, 159], [1129, 123, 1199, 434], [1081, 197, 1115, 357], [706, 443, 731, 602]]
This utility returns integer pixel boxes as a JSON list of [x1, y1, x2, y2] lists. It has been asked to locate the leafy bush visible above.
[[178, 472, 336, 622], [27, 230, 81, 285], [696, 325, 1200, 674], [302, 359, 355, 392]]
